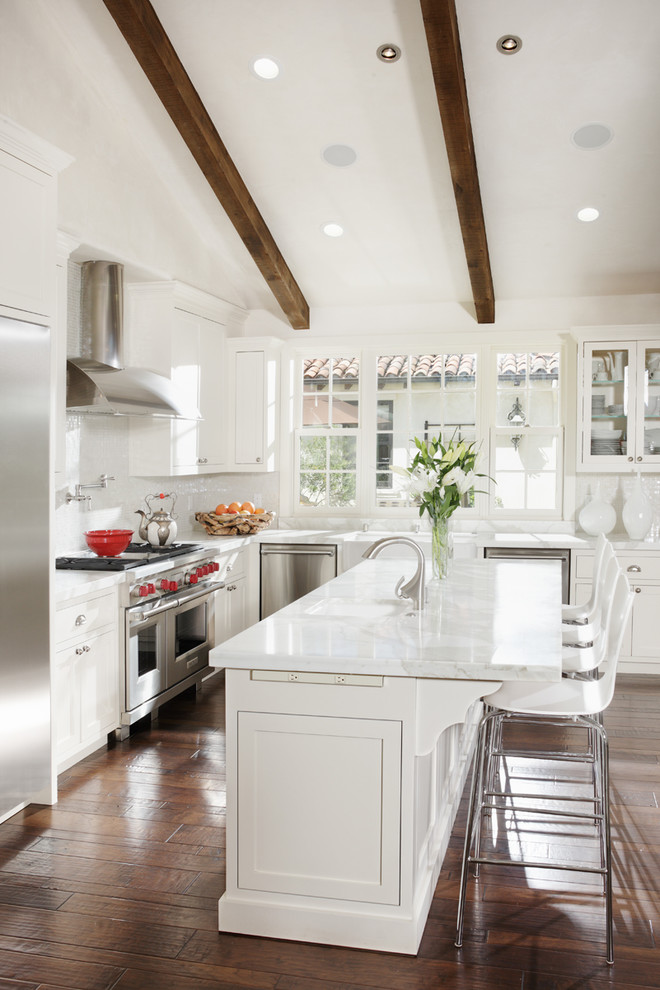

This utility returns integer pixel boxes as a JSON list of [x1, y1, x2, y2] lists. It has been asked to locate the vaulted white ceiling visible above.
[[147, 0, 660, 318]]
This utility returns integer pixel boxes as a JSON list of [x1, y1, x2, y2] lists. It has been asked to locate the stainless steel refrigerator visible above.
[[0, 314, 51, 820]]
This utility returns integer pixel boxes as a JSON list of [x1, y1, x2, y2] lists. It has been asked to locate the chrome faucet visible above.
[[66, 473, 115, 504], [362, 537, 426, 611]]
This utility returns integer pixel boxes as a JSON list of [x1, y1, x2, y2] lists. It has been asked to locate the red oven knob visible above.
[[160, 579, 169, 591], [138, 585, 148, 597], [212, 561, 220, 572], [189, 573, 198, 584], [202, 564, 210, 575], [168, 580, 179, 592], [147, 583, 156, 594], [196, 567, 204, 578]]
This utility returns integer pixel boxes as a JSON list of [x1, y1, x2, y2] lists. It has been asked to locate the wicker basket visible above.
[[194, 510, 275, 536]]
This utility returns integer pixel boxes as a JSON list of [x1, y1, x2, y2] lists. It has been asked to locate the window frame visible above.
[[287, 338, 568, 523]]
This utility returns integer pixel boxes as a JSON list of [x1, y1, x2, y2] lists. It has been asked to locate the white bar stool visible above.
[[455, 569, 634, 965]]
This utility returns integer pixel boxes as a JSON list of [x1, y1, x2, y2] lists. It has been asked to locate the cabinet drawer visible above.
[[616, 555, 660, 581], [216, 548, 247, 581], [573, 552, 660, 581], [55, 592, 117, 645]]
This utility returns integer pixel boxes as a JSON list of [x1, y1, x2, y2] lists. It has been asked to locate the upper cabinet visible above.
[[577, 329, 660, 471], [0, 116, 72, 319], [128, 282, 245, 477], [224, 338, 282, 473]]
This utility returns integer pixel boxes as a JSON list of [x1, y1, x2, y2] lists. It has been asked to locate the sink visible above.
[[302, 598, 407, 618]]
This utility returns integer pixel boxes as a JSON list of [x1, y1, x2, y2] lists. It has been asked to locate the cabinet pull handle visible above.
[[627, 565, 642, 573], [75, 614, 87, 626], [75, 644, 91, 655]]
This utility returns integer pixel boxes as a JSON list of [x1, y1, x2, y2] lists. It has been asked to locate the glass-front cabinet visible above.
[[579, 339, 660, 470]]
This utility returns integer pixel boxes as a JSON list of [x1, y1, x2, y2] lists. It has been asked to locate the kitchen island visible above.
[[210, 556, 562, 954]]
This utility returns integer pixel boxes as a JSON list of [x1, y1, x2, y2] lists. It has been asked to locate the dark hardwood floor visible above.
[[0, 672, 657, 989]]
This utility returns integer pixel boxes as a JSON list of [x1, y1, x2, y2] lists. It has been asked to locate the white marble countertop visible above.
[[210, 557, 563, 682]]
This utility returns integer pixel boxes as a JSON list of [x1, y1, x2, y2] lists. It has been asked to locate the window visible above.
[[491, 351, 563, 513], [297, 357, 359, 508], [375, 353, 477, 507]]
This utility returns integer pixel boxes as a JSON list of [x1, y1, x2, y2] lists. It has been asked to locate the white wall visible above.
[[0, 0, 274, 315]]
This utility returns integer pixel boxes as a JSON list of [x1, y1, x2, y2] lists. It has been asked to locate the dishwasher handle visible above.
[[260, 546, 336, 556]]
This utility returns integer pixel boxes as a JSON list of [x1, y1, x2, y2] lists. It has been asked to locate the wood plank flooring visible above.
[[0, 673, 657, 989]]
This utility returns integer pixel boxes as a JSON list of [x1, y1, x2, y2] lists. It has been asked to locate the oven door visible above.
[[126, 607, 167, 711], [166, 589, 213, 689]]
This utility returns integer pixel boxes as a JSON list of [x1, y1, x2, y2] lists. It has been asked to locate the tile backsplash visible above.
[[55, 410, 280, 553]]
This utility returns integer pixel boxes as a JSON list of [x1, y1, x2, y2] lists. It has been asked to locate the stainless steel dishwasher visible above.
[[483, 546, 570, 603], [260, 543, 338, 619]]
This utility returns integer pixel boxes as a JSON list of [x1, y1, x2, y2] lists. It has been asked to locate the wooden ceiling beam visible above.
[[419, 0, 495, 324], [102, 0, 310, 330]]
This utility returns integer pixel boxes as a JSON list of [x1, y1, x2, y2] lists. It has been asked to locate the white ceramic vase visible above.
[[578, 496, 616, 536], [622, 474, 652, 541]]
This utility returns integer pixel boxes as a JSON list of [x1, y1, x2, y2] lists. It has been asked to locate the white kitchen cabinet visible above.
[[0, 119, 71, 319], [224, 338, 281, 472], [127, 282, 246, 477], [53, 587, 120, 770], [236, 710, 402, 903], [576, 332, 660, 471], [571, 548, 660, 673], [211, 545, 259, 647]]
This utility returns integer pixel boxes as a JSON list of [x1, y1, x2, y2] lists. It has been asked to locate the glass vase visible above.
[[431, 515, 453, 580]]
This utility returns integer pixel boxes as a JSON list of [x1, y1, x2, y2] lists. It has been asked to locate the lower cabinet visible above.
[[571, 548, 660, 671], [236, 710, 402, 903], [211, 545, 259, 649], [53, 588, 119, 771]]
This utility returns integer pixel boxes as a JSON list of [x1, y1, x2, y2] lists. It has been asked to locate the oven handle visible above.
[[128, 581, 225, 622]]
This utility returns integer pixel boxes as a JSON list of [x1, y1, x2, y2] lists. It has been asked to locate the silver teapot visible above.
[[135, 492, 178, 547]]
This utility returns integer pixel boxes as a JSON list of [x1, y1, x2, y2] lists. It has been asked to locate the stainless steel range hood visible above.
[[66, 261, 199, 418]]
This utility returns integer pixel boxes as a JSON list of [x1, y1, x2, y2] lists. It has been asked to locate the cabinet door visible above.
[[635, 343, 660, 467], [196, 317, 225, 470], [79, 628, 119, 744], [53, 648, 80, 760], [236, 711, 402, 903], [212, 576, 249, 646], [0, 148, 55, 317], [580, 342, 633, 469], [225, 576, 248, 640], [234, 349, 265, 465], [628, 584, 660, 658], [171, 312, 202, 471]]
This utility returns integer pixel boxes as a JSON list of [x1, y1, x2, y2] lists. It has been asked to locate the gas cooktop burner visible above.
[[56, 542, 205, 571]]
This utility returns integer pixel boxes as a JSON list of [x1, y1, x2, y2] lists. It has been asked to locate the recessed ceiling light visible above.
[[322, 223, 344, 238], [251, 57, 280, 80], [572, 123, 613, 150], [577, 207, 600, 222], [322, 144, 357, 168], [496, 35, 522, 54], [377, 44, 401, 62]]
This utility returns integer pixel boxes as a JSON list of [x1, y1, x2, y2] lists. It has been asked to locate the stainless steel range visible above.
[[57, 542, 225, 735]]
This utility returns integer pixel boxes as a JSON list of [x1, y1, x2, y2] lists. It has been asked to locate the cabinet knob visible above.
[[628, 456, 634, 462], [635, 586, 642, 593], [75, 644, 91, 655], [75, 614, 87, 626], [627, 565, 642, 573], [637, 456, 643, 462], [197, 456, 208, 464], [256, 457, 262, 463]]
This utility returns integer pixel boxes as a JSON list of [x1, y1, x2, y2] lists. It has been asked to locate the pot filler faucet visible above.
[[362, 537, 426, 611]]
